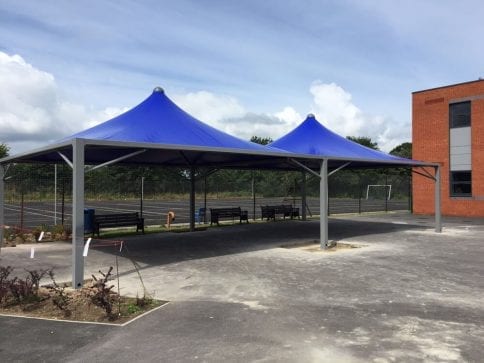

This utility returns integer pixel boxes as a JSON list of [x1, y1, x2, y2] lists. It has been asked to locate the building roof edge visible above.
[[412, 79, 484, 94]]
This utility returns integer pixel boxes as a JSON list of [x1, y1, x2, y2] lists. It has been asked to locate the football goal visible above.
[[366, 184, 392, 200]]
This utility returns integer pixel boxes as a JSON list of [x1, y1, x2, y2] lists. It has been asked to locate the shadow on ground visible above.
[[94, 216, 428, 270]]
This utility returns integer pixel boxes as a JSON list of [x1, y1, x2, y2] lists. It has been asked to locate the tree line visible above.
[[0, 138, 412, 201]]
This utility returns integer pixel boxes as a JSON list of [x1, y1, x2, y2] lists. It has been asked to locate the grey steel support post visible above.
[[435, 165, 442, 233], [190, 167, 195, 232], [358, 173, 362, 214], [252, 171, 256, 220], [301, 171, 307, 221], [54, 164, 57, 225], [140, 176, 144, 218], [0, 164, 4, 252], [385, 173, 388, 212], [408, 172, 412, 212], [203, 174, 207, 223], [320, 159, 329, 249], [72, 139, 85, 289]]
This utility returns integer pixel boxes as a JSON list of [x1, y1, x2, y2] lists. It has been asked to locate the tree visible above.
[[389, 142, 412, 180], [346, 136, 379, 150], [0, 143, 9, 158], [250, 136, 273, 145], [390, 142, 412, 159]]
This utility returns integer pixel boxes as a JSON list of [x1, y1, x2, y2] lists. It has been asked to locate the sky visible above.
[[0, 0, 483, 154]]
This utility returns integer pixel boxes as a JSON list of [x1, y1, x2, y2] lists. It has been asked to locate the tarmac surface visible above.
[[0, 212, 483, 362], [3, 196, 408, 229]]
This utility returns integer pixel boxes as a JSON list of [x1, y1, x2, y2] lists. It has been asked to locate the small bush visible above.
[[26, 268, 50, 294], [3, 227, 17, 241], [7, 268, 50, 305], [8, 277, 34, 304], [3, 227, 24, 244], [90, 267, 117, 320], [47, 270, 71, 316], [136, 294, 152, 308], [51, 224, 70, 240], [126, 303, 141, 314], [0, 265, 160, 322], [33, 224, 49, 240], [0, 266, 14, 305]]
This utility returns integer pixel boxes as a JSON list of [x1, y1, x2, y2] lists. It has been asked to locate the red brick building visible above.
[[412, 79, 484, 216]]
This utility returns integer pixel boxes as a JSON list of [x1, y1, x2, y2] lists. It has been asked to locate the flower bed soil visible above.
[[0, 287, 166, 324]]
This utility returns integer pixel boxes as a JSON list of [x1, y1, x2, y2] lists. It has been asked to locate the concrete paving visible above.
[[0, 212, 483, 362]]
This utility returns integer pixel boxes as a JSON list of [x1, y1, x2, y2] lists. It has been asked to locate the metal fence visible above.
[[3, 164, 412, 230]]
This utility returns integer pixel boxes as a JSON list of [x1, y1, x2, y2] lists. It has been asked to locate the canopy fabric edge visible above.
[[0, 137, 439, 169]]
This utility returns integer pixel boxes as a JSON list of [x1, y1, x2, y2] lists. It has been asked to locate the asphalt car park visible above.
[[1, 212, 482, 362]]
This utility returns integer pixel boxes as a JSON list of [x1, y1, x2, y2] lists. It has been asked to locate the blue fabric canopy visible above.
[[0, 89, 440, 288], [270, 114, 415, 165], [6, 87, 293, 167], [3, 89, 430, 169], [62, 87, 270, 152]]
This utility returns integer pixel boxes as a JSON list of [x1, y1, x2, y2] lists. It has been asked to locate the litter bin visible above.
[[84, 208, 95, 234]]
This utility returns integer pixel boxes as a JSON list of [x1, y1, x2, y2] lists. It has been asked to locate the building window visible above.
[[450, 171, 472, 197], [449, 101, 471, 128]]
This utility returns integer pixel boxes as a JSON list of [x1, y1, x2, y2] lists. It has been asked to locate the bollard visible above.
[[166, 211, 175, 229]]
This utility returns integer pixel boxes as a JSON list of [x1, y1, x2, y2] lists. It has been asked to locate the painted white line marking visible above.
[[0, 301, 170, 327]]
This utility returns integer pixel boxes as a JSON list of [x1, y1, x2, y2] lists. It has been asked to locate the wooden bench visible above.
[[210, 207, 249, 226], [261, 205, 300, 220], [93, 212, 144, 236], [261, 205, 275, 220], [290, 207, 300, 219]]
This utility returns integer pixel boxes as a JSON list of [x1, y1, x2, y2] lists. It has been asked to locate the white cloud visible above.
[[172, 84, 407, 151], [0, 52, 407, 155], [173, 90, 302, 142], [309, 81, 409, 151], [173, 91, 245, 123], [0, 52, 125, 154], [274, 106, 302, 125]]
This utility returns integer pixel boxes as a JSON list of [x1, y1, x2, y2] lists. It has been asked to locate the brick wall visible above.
[[412, 80, 484, 216]]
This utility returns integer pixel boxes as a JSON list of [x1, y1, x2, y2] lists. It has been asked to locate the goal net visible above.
[[366, 184, 392, 200]]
